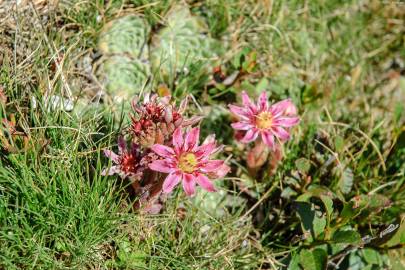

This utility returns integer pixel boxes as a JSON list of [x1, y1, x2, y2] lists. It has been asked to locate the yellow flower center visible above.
[[255, 112, 273, 129], [178, 153, 198, 173]]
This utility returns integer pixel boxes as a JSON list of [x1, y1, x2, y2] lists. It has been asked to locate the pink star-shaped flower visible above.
[[229, 91, 299, 148], [148, 127, 229, 196]]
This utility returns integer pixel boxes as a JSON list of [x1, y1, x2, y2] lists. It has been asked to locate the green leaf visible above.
[[367, 194, 392, 210], [295, 201, 326, 241], [362, 248, 382, 266], [338, 201, 364, 225], [299, 248, 327, 270], [320, 195, 334, 223], [295, 158, 311, 175], [332, 230, 361, 244], [288, 252, 301, 270], [280, 186, 298, 199], [338, 166, 353, 194]]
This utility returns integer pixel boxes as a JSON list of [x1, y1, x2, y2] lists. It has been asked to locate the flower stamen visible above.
[[178, 152, 198, 173], [255, 112, 273, 129]]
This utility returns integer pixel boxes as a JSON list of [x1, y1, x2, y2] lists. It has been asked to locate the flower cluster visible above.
[[102, 90, 299, 212], [102, 93, 229, 212]]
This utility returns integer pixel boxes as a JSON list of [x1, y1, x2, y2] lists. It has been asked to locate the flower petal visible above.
[[200, 160, 224, 172], [257, 91, 268, 111], [228, 104, 249, 119], [182, 173, 196, 196], [261, 130, 275, 149], [231, 122, 253, 130], [195, 142, 216, 158], [195, 173, 216, 192], [271, 99, 297, 116], [130, 143, 140, 157], [178, 96, 188, 114], [164, 107, 173, 123], [273, 117, 300, 127], [284, 102, 298, 116], [149, 160, 174, 173], [184, 127, 200, 151], [272, 126, 290, 141], [101, 165, 119, 176], [215, 164, 230, 178], [241, 91, 257, 113], [202, 134, 216, 145], [151, 144, 175, 158], [143, 93, 151, 103], [104, 150, 119, 163], [162, 172, 182, 194], [182, 116, 204, 126], [241, 91, 254, 107], [173, 127, 184, 150], [160, 95, 171, 105], [117, 136, 126, 155], [240, 129, 259, 143]]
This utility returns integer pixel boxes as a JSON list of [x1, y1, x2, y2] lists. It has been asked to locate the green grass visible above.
[[1, 0, 404, 269]]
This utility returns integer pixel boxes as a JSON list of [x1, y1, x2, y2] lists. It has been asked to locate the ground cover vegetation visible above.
[[0, 0, 404, 269]]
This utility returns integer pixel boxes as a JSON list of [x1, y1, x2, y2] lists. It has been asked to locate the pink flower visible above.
[[102, 137, 145, 179], [130, 94, 202, 147], [229, 91, 299, 148], [148, 127, 229, 196]]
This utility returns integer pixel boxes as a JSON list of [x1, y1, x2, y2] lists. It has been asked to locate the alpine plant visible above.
[[229, 91, 299, 148], [148, 127, 230, 196], [102, 136, 148, 180], [102, 93, 230, 213], [130, 93, 202, 147]]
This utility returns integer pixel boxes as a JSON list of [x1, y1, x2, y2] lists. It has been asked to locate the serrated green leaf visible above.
[[295, 187, 335, 226], [367, 194, 391, 210], [296, 192, 312, 202]]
